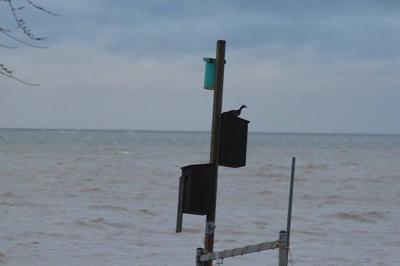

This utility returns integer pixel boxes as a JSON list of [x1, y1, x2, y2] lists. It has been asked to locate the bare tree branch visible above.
[[0, 69, 39, 86], [26, 0, 60, 16], [0, 28, 49, 48], [8, 0, 48, 41], [0, 42, 17, 49], [1, 0, 58, 85]]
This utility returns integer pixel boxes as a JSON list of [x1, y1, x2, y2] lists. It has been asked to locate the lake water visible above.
[[1, 129, 399, 265]]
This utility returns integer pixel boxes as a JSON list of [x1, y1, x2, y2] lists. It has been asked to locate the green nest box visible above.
[[203, 57, 216, 90]]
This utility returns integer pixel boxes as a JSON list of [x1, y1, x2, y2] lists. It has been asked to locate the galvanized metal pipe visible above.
[[278, 231, 288, 266], [286, 157, 296, 245], [176, 176, 184, 233]]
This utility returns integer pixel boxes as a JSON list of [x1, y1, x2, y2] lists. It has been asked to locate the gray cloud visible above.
[[1, 1, 399, 133]]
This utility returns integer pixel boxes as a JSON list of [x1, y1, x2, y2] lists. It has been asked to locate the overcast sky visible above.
[[1, 0, 399, 134]]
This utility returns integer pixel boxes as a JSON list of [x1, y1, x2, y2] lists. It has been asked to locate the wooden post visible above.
[[280, 157, 295, 266], [204, 40, 226, 265]]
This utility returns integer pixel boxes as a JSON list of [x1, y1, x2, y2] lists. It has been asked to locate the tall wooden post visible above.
[[204, 40, 226, 265]]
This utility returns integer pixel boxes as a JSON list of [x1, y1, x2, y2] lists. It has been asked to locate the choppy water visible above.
[[0, 129, 399, 265]]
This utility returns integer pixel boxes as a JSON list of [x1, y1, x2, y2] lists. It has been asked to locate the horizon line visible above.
[[0, 127, 399, 136]]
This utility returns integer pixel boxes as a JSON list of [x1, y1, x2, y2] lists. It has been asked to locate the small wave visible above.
[[301, 194, 316, 200], [20, 231, 62, 238], [182, 228, 201, 234], [90, 205, 129, 212], [0, 192, 14, 198], [258, 190, 273, 196], [296, 229, 328, 237], [0, 236, 15, 241], [79, 187, 102, 193], [132, 192, 148, 200], [74, 218, 131, 229], [138, 208, 157, 216], [135, 241, 147, 247], [253, 168, 286, 178], [340, 161, 359, 167], [331, 211, 386, 223], [115, 150, 130, 155], [252, 220, 269, 230], [74, 218, 107, 229], [0, 200, 43, 208], [0, 251, 6, 264], [252, 220, 269, 226], [323, 195, 340, 205], [105, 221, 132, 229], [221, 228, 248, 236], [300, 163, 329, 170], [224, 238, 238, 244]]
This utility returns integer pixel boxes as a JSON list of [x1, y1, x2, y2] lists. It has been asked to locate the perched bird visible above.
[[224, 105, 247, 117]]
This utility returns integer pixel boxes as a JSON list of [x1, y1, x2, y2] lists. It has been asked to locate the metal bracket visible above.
[[205, 221, 216, 235]]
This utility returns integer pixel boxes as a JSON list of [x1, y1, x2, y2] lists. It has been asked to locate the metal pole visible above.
[[205, 40, 226, 265], [278, 231, 288, 266], [176, 176, 184, 233], [286, 157, 296, 246]]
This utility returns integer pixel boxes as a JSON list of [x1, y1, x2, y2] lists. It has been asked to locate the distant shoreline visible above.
[[0, 127, 399, 137]]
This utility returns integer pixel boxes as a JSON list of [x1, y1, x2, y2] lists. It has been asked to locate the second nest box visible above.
[[219, 112, 249, 168]]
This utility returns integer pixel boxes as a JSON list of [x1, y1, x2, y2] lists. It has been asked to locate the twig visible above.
[[0, 42, 17, 49], [0, 69, 39, 86], [8, 0, 47, 41], [26, 0, 60, 16], [0, 28, 49, 48]]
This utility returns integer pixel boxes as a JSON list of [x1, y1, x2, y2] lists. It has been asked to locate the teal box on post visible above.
[[203, 57, 216, 90]]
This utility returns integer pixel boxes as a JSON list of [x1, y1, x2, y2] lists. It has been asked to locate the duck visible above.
[[223, 105, 247, 117]]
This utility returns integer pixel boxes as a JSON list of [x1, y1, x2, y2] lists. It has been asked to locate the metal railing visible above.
[[195, 157, 296, 266]]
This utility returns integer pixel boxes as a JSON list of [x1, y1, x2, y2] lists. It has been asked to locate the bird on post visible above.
[[224, 105, 247, 117]]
